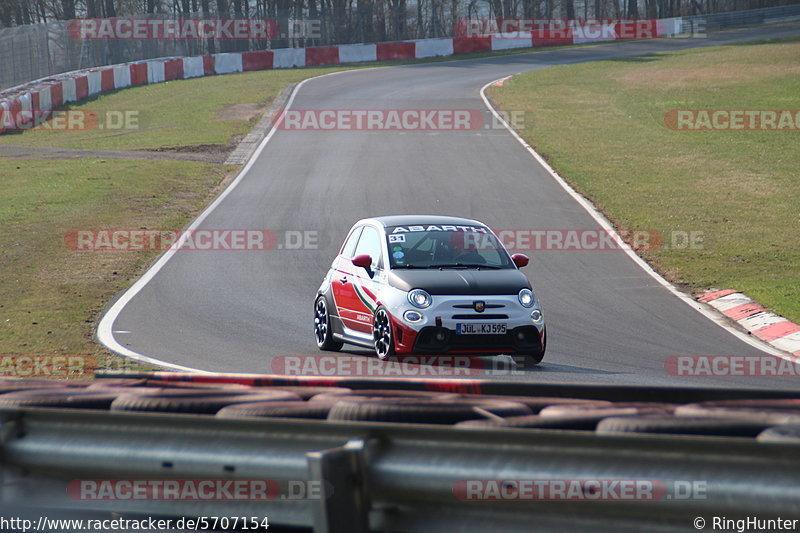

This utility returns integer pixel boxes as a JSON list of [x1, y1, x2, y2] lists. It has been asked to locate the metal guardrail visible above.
[[1, 405, 799, 532], [679, 4, 800, 33]]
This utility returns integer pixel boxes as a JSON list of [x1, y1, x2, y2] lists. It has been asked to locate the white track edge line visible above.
[[96, 69, 370, 373], [479, 77, 791, 361]]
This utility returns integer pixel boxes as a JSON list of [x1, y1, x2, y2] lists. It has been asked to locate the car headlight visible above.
[[518, 288, 535, 308], [530, 309, 543, 323], [408, 289, 432, 309], [404, 310, 424, 323]]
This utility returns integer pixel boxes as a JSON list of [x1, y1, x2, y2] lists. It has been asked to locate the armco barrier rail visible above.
[[2, 404, 799, 532], [679, 4, 800, 32]]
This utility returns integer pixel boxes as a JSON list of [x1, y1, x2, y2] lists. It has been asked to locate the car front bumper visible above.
[[385, 294, 545, 355]]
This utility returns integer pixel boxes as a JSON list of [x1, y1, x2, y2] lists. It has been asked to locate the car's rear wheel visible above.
[[373, 306, 395, 360], [314, 296, 343, 351]]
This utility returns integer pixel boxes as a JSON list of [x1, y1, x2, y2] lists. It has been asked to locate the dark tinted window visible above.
[[385, 224, 512, 269], [353, 226, 384, 269]]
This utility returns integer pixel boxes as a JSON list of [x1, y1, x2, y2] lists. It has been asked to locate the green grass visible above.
[[489, 35, 800, 323], [0, 45, 578, 152], [0, 158, 229, 361], [0, 69, 338, 151]]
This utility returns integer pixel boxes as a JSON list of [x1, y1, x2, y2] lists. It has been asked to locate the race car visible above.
[[313, 215, 546, 366]]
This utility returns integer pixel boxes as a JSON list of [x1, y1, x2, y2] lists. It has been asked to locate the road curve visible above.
[[100, 23, 800, 387]]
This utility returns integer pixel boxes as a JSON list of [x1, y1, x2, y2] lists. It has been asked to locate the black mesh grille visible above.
[[451, 314, 509, 320]]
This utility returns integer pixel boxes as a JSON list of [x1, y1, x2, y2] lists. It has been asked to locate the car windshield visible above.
[[385, 224, 514, 269]]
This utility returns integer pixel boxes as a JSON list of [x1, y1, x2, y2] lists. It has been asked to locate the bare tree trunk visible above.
[[61, 0, 76, 19], [356, 0, 373, 42], [388, 0, 406, 40], [430, 0, 439, 37], [488, 0, 503, 18], [375, 0, 386, 40], [417, 0, 428, 38], [450, 0, 458, 36], [333, 0, 347, 42], [521, 0, 533, 18], [564, 0, 575, 18], [202, 0, 215, 53]]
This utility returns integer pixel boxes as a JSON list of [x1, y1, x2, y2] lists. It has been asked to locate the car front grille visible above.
[[451, 314, 509, 320]]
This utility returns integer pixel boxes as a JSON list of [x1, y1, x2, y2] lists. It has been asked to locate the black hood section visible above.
[[388, 269, 531, 295]]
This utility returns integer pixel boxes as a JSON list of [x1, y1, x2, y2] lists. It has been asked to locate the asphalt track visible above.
[[100, 23, 800, 387]]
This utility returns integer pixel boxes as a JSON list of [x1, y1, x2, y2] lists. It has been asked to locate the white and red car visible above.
[[314, 216, 546, 366]]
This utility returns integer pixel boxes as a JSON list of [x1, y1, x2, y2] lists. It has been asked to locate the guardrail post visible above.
[[307, 439, 370, 533]]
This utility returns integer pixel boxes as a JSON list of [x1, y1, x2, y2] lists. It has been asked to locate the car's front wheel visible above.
[[373, 306, 395, 360], [314, 296, 343, 351], [519, 353, 544, 368]]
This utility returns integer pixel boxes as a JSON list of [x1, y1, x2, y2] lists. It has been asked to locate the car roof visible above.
[[359, 215, 486, 229]]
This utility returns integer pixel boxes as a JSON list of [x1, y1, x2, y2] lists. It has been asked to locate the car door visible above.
[[345, 225, 385, 334], [331, 226, 362, 330]]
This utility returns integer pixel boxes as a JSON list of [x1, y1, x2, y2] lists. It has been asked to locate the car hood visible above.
[[387, 268, 531, 295]]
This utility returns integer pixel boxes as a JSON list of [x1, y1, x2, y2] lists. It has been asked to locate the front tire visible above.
[[373, 306, 396, 360], [314, 296, 343, 351], [519, 353, 544, 368], [519, 327, 546, 368]]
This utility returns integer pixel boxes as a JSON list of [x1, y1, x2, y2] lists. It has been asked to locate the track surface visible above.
[[102, 24, 800, 387]]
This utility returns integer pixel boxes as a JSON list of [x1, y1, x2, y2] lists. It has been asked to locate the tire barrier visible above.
[[596, 414, 773, 437], [109, 388, 302, 414], [217, 400, 339, 419], [327, 397, 531, 424], [757, 424, 800, 443], [1, 378, 799, 439]]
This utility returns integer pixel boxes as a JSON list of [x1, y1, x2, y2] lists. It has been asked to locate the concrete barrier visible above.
[[146, 60, 166, 84], [213, 53, 244, 74], [338, 43, 377, 63], [183, 56, 205, 78]]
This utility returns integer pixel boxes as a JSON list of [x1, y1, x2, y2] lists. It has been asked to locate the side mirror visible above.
[[352, 254, 373, 269], [511, 253, 530, 268]]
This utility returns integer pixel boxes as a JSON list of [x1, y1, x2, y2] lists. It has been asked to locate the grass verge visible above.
[[0, 45, 579, 152], [489, 34, 800, 323]]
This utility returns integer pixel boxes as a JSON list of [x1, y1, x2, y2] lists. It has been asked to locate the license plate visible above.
[[456, 323, 507, 335]]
